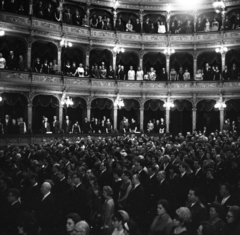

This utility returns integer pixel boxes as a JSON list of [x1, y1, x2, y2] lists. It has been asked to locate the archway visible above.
[[90, 49, 113, 71], [196, 100, 220, 134], [225, 99, 240, 131], [197, 51, 221, 72], [170, 100, 192, 136], [32, 95, 59, 133], [198, 11, 222, 31], [226, 49, 240, 70], [143, 52, 166, 80]]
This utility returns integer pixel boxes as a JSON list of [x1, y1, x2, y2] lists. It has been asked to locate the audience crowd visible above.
[[0, 112, 240, 235], [1, 0, 240, 34]]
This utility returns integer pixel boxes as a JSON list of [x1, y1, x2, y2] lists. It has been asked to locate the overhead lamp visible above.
[[163, 47, 175, 55], [113, 46, 124, 54], [214, 100, 226, 109], [176, 0, 200, 10], [213, 0, 225, 13], [163, 101, 174, 109], [0, 30, 5, 36], [61, 96, 73, 107], [113, 0, 118, 9], [215, 45, 227, 54], [60, 39, 72, 48]]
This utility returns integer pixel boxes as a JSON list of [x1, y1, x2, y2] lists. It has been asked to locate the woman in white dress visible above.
[[183, 68, 191, 81], [73, 63, 84, 77], [204, 18, 211, 32], [195, 69, 203, 80], [136, 66, 144, 80], [126, 19, 133, 32], [158, 21, 166, 34], [147, 120, 154, 133], [211, 18, 219, 31], [127, 66, 135, 80]]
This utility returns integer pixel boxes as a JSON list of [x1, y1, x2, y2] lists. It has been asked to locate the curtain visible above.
[[90, 49, 113, 64], [123, 99, 140, 111], [69, 97, 86, 109], [226, 100, 240, 112], [170, 53, 193, 66], [143, 53, 166, 65], [32, 41, 57, 59], [144, 100, 165, 111], [226, 49, 240, 64], [143, 14, 166, 24], [64, 4, 85, 15], [91, 98, 113, 110], [116, 51, 139, 65], [170, 14, 194, 22], [117, 12, 138, 24], [197, 100, 216, 111], [198, 11, 221, 22], [0, 93, 27, 106], [0, 36, 26, 56], [33, 95, 59, 108], [171, 100, 192, 111], [90, 9, 112, 19], [197, 52, 221, 67]]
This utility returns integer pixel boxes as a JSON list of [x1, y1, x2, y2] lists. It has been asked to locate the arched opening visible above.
[[225, 99, 240, 131], [170, 53, 193, 80], [226, 49, 240, 72], [198, 11, 222, 31], [143, 14, 166, 33], [144, 100, 165, 132], [32, 95, 59, 133], [197, 51, 221, 72], [118, 99, 140, 132], [90, 9, 113, 28], [143, 52, 166, 80], [90, 49, 113, 72], [31, 41, 58, 73], [116, 51, 139, 79], [0, 36, 27, 70], [117, 12, 139, 27], [196, 100, 220, 134], [170, 100, 192, 136], [170, 14, 194, 33], [0, 93, 28, 134]]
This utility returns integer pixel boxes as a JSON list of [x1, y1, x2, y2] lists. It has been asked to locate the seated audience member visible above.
[[64, 8, 73, 24], [42, 59, 49, 74], [222, 65, 230, 80], [224, 16, 231, 30], [129, 118, 138, 133], [126, 20, 133, 32], [213, 66, 221, 80], [177, 67, 184, 81], [149, 67, 156, 81], [195, 69, 203, 80], [230, 63, 239, 80], [104, 18, 112, 30], [18, 117, 26, 134], [224, 206, 240, 235], [158, 21, 166, 34], [143, 18, 151, 33], [170, 21, 176, 34], [90, 14, 98, 28], [183, 69, 191, 81], [170, 68, 177, 81], [204, 18, 211, 32], [105, 119, 112, 133], [34, 58, 42, 73], [233, 13, 240, 29], [161, 68, 168, 80], [147, 120, 154, 133], [65, 61, 72, 76], [196, 17, 203, 32], [100, 64, 107, 79], [73, 10, 81, 26], [82, 14, 89, 27], [52, 60, 58, 74], [35, 0, 44, 19], [0, 53, 6, 70], [71, 62, 77, 76], [197, 221, 216, 235], [108, 65, 115, 79], [119, 66, 126, 80], [74, 221, 90, 235], [18, 55, 26, 71], [159, 118, 165, 133], [74, 63, 85, 77], [175, 20, 182, 33], [97, 15, 104, 29], [150, 22, 156, 33], [128, 66, 135, 80], [116, 18, 125, 31], [45, 3, 54, 21], [136, 67, 144, 81], [203, 63, 213, 81], [72, 121, 81, 134], [84, 66, 90, 77], [211, 18, 219, 31], [133, 18, 141, 32], [92, 64, 100, 79], [49, 61, 54, 74], [184, 20, 193, 33]]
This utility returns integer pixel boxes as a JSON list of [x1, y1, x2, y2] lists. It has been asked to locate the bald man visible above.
[[73, 221, 90, 235], [36, 182, 56, 235]]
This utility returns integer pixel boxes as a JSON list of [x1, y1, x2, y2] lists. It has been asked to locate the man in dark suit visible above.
[[222, 65, 230, 80], [45, 3, 54, 21], [7, 51, 16, 70], [82, 117, 91, 134], [215, 154, 226, 182], [143, 17, 151, 33], [37, 182, 56, 235], [52, 116, 60, 134], [3, 114, 12, 134], [116, 64, 121, 79], [63, 116, 71, 134], [126, 174, 145, 230], [119, 65, 126, 80], [193, 159, 205, 190], [98, 162, 112, 190], [6, 188, 23, 235], [203, 63, 213, 81], [155, 170, 169, 201], [136, 159, 149, 188], [159, 155, 172, 179], [41, 117, 50, 134], [161, 68, 168, 80]]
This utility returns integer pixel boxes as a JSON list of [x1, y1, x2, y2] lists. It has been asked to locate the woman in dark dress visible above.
[[65, 61, 72, 76], [34, 58, 42, 73], [42, 59, 49, 74], [72, 121, 81, 134]]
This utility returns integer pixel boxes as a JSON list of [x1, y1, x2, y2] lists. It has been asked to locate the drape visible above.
[[33, 95, 59, 108], [90, 9, 112, 19], [170, 14, 194, 22], [32, 41, 57, 62], [116, 51, 139, 65], [226, 100, 240, 112], [197, 100, 216, 111], [226, 49, 240, 64], [171, 100, 192, 111], [143, 53, 166, 65], [0, 93, 27, 106], [64, 4, 84, 15], [117, 12, 138, 23], [197, 52, 221, 67], [123, 99, 140, 111], [198, 11, 221, 22], [62, 47, 84, 65], [90, 49, 113, 65], [143, 14, 166, 24], [170, 53, 193, 66], [0, 36, 26, 55], [69, 97, 86, 109], [91, 98, 113, 110], [33, 0, 57, 8], [144, 100, 165, 111]]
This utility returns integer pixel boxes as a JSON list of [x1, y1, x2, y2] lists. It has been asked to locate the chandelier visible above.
[[114, 95, 124, 108], [213, 0, 225, 13], [61, 96, 73, 107], [163, 47, 175, 55], [0, 30, 5, 36], [163, 101, 174, 109], [214, 100, 226, 109], [60, 39, 72, 47], [215, 45, 227, 54], [113, 46, 124, 54]]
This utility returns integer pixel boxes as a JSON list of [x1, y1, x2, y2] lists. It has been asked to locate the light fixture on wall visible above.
[[214, 100, 226, 109], [0, 95, 2, 102], [213, 0, 225, 13], [113, 45, 124, 54], [215, 45, 227, 54], [0, 30, 5, 36], [61, 96, 73, 107], [163, 47, 175, 55], [114, 94, 124, 108], [60, 39, 72, 48], [163, 101, 174, 109]]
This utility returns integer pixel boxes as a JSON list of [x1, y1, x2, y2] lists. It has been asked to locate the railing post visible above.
[[27, 37, 34, 71]]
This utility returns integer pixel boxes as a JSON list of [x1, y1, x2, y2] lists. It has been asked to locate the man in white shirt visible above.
[[128, 66, 135, 80], [0, 53, 6, 69]]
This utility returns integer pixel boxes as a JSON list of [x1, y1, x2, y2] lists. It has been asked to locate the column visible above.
[[113, 105, 118, 131], [59, 104, 63, 130], [113, 9, 117, 29], [140, 107, 144, 131], [166, 55, 170, 79], [112, 51, 116, 71], [139, 50, 144, 69], [58, 46, 62, 72], [87, 104, 91, 120], [27, 102, 33, 132], [27, 46, 32, 70], [166, 107, 170, 133], [29, 0, 33, 15], [221, 52, 226, 72], [220, 107, 224, 132], [139, 9, 144, 32], [86, 51, 90, 67], [221, 11, 226, 30], [192, 107, 197, 132], [193, 53, 197, 80]]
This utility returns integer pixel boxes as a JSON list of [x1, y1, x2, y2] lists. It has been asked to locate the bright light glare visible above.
[[176, 0, 201, 10], [166, 4, 171, 13], [68, 42, 72, 47], [0, 31, 5, 36], [0, 96, 2, 102]]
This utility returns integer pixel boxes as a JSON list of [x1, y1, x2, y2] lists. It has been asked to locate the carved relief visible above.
[[196, 83, 218, 88], [119, 82, 141, 88], [92, 81, 115, 87], [6, 15, 29, 25], [143, 83, 166, 88], [223, 82, 240, 87], [3, 73, 30, 81], [171, 83, 192, 88], [65, 79, 89, 86], [33, 75, 61, 84]]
